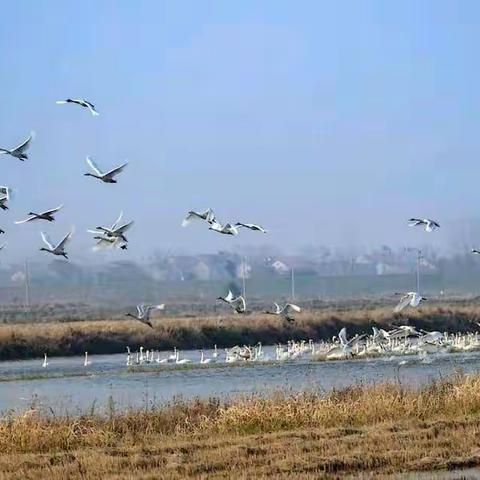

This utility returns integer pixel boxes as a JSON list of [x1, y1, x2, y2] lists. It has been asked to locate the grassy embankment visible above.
[[1, 302, 480, 360], [1, 374, 480, 478]]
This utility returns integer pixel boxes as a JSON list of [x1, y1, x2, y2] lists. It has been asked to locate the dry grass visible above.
[[2, 375, 480, 478], [1, 302, 480, 360]]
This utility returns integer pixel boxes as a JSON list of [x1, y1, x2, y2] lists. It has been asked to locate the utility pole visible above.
[[291, 267, 295, 300], [24, 259, 30, 309]]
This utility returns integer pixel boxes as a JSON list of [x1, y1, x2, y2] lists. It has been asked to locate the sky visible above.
[[1, 0, 480, 263]]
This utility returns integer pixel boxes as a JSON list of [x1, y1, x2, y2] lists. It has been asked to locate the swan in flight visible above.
[[217, 290, 246, 313], [15, 205, 63, 224], [84, 157, 128, 183], [472, 249, 480, 255], [56, 98, 99, 116], [393, 292, 427, 313], [0, 187, 12, 211], [93, 235, 127, 251], [0, 132, 34, 161], [182, 208, 216, 227], [408, 218, 440, 232], [265, 303, 301, 323], [235, 222, 268, 233], [39, 230, 73, 259], [88, 211, 133, 242], [209, 221, 239, 236], [125, 304, 165, 328]]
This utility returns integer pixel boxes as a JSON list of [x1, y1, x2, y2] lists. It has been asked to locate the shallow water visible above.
[[1, 346, 479, 415]]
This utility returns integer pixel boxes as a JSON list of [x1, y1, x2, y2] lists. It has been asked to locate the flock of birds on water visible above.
[[4, 97, 480, 370]]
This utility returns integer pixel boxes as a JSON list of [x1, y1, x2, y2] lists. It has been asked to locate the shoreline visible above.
[[1, 374, 480, 478], [0, 302, 480, 360]]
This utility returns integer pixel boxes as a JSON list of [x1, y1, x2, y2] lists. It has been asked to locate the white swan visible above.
[[175, 350, 191, 364], [0, 132, 34, 161], [182, 209, 216, 227], [56, 98, 99, 116], [92, 234, 128, 251], [408, 218, 440, 232], [15, 205, 63, 224], [393, 292, 427, 312], [209, 221, 239, 236], [235, 222, 268, 233], [0, 187, 12, 211], [200, 350, 211, 364], [39, 230, 73, 259], [125, 304, 165, 328], [265, 302, 301, 323], [217, 290, 246, 313], [88, 211, 133, 242], [42, 353, 48, 368], [84, 351, 91, 367], [84, 157, 128, 183]]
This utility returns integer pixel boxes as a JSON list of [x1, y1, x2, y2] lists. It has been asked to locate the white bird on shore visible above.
[[84, 157, 128, 184], [394, 292, 427, 313], [182, 209, 216, 227], [408, 218, 440, 232], [15, 205, 63, 224], [56, 98, 99, 116], [89, 211, 133, 242], [0, 187, 12, 211], [42, 353, 48, 368], [39, 230, 73, 259], [0, 132, 34, 161], [125, 304, 165, 328], [265, 303, 301, 323], [235, 222, 268, 233]]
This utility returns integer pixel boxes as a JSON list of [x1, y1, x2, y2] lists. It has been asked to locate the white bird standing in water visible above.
[[84, 351, 91, 367], [56, 98, 99, 116], [0, 132, 34, 161], [39, 230, 73, 259], [84, 157, 128, 184], [42, 353, 48, 368], [408, 218, 440, 232], [15, 205, 63, 224], [125, 304, 165, 328], [393, 292, 427, 312]]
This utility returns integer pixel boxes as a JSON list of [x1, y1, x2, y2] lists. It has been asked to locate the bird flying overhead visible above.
[[235, 222, 268, 233], [0, 132, 35, 161], [408, 218, 440, 232], [15, 205, 63, 224], [126, 304, 165, 328], [84, 157, 128, 183], [39, 230, 73, 259], [56, 98, 99, 116]]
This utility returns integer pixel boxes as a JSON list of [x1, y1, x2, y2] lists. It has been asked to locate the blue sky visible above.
[[1, 0, 479, 262]]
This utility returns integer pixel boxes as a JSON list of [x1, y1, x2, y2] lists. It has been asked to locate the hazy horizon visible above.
[[1, 1, 480, 263]]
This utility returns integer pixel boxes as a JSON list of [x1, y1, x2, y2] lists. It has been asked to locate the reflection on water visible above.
[[0, 346, 479, 415]]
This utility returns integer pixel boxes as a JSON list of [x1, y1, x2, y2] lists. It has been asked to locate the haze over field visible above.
[[1, 1, 480, 263]]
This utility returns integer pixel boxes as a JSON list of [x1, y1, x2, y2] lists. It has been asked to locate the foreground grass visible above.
[[2, 375, 480, 478], [1, 302, 480, 360]]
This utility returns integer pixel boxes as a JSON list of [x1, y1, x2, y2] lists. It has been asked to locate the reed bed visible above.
[[1, 302, 480, 360], [1, 374, 480, 478]]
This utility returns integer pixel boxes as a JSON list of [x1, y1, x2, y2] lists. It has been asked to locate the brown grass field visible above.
[[1, 301, 480, 360], [2, 374, 480, 478]]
